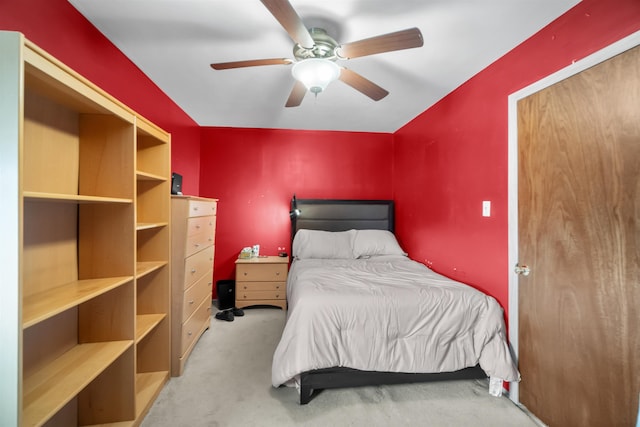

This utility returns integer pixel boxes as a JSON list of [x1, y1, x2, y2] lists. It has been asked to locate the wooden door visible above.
[[517, 45, 640, 426]]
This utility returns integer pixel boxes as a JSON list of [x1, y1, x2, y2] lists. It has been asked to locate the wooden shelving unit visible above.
[[0, 31, 171, 426]]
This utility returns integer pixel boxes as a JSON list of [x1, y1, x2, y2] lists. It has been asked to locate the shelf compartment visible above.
[[136, 116, 170, 143], [136, 317, 170, 378], [24, 43, 133, 121], [137, 226, 170, 266], [134, 371, 170, 423], [136, 261, 168, 279], [78, 203, 136, 279], [137, 179, 170, 226], [136, 116, 170, 182], [22, 340, 133, 427], [137, 267, 169, 316], [136, 313, 166, 343], [23, 276, 133, 329], [23, 90, 135, 200]]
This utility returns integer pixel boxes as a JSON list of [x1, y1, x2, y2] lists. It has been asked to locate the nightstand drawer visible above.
[[183, 271, 213, 322], [237, 263, 287, 281], [237, 281, 285, 292], [237, 290, 285, 301], [189, 200, 217, 217], [183, 245, 214, 288]]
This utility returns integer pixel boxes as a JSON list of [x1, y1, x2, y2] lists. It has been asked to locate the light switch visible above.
[[482, 201, 491, 217]]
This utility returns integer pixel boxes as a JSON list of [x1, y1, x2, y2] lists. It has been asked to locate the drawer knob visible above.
[[276, 285, 280, 289], [243, 272, 247, 276], [189, 300, 194, 305], [194, 206, 198, 211], [276, 272, 280, 276], [188, 331, 193, 336], [196, 225, 201, 229], [194, 243, 200, 248], [275, 294, 280, 298], [243, 285, 248, 290], [191, 268, 196, 273]]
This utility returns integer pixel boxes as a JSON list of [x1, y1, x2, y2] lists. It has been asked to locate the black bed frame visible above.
[[289, 196, 487, 404]]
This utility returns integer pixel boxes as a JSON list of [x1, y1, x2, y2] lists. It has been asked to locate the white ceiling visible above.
[[69, 0, 579, 133]]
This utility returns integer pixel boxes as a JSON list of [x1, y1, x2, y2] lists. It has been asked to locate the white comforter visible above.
[[271, 256, 520, 387]]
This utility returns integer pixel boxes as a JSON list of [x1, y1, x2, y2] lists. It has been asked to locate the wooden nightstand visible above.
[[235, 256, 289, 310]]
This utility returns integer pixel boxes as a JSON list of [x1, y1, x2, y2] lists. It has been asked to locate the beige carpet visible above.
[[141, 305, 542, 427]]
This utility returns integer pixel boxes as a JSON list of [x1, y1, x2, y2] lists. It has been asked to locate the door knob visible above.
[[515, 264, 531, 276]]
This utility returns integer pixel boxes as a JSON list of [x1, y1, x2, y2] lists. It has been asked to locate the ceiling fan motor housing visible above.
[[293, 28, 339, 61]]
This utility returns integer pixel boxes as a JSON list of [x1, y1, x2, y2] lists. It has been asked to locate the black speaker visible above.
[[216, 280, 235, 310], [171, 172, 182, 195]]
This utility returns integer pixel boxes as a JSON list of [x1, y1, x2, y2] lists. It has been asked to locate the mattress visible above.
[[272, 255, 520, 387]]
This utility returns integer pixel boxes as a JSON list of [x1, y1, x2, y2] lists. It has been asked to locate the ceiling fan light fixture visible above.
[[291, 58, 340, 94]]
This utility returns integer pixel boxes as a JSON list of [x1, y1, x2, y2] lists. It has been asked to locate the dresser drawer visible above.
[[183, 271, 213, 322], [185, 230, 214, 257], [181, 297, 211, 355], [237, 281, 284, 292], [189, 200, 217, 217], [237, 263, 287, 281], [183, 245, 214, 288], [186, 215, 216, 237], [236, 289, 285, 301]]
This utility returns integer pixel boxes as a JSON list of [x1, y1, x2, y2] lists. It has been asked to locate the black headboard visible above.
[[290, 198, 394, 242]]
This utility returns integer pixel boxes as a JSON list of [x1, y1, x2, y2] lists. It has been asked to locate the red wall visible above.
[[4, 0, 639, 312], [199, 127, 393, 287], [393, 0, 640, 315], [0, 0, 202, 195]]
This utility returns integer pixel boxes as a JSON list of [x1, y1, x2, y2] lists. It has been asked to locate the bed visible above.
[[272, 198, 519, 404]]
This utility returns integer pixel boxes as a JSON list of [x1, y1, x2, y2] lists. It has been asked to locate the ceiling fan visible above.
[[210, 0, 424, 107]]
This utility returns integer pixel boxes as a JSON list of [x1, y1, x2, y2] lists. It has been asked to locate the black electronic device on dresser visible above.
[[171, 172, 183, 195]]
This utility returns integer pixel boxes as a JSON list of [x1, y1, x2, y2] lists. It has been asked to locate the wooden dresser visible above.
[[171, 196, 217, 376], [235, 256, 289, 310]]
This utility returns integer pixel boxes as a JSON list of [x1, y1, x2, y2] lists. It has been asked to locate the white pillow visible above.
[[352, 229, 407, 258], [292, 229, 356, 259]]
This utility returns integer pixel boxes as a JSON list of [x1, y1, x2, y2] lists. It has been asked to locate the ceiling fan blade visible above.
[[337, 27, 424, 59], [211, 58, 292, 70], [260, 0, 314, 49], [285, 80, 306, 107], [339, 68, 389, 101]]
